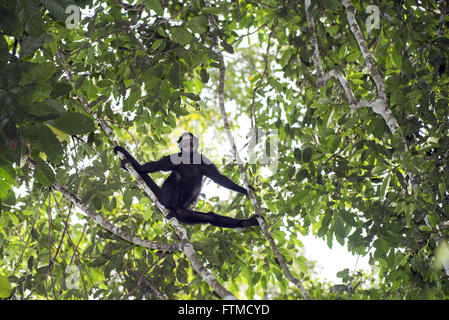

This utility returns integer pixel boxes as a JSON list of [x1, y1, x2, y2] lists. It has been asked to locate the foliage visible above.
[[1, 0, 449, 299]]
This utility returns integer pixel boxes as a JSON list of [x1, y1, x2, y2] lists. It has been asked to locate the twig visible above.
[[341, 0, 399, 134], [235, 0, 241, 23], [13, 190, 45, 275], [231, 21, 270, 45], [250, 21, 276, 129], [206, 2, 312, 300], [26, 157, 179, 252], [25, 189, 73, 299], [47, 189, 57, 298], [436, 0, 447, 37], [115, 0, 142, 11]]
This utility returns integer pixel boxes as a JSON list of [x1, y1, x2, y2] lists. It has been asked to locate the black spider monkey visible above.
[[114, 132, 259, 228]]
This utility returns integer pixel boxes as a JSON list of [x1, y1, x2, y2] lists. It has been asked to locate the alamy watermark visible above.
[[169, 129, 279, 173], [247, 128, 279, 173], [366, 5, 380, 34], [65, 5, 81, 30], [65, 265, 80, 290]]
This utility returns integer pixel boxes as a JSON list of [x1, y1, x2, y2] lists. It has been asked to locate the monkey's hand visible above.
[[120, 159, 131, 171], [113, 146, 130, 171], [113, 146, 127, 155]]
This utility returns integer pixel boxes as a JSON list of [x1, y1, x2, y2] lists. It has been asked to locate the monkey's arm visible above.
[[139, 155, 174, 173], [114, 147, 173, 173], [203, 164, 248, 195], [113, 146, 142, 171]]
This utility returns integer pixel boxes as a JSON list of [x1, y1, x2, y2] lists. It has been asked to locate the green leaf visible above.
[[372, 165, 386, 176], [435, 241, 449, 271], [20, 63, 56, 86], [317, 214, 332, 237], [151, 39, 165, 50], [346, 51, 360, 62], [221, 41, 234, 54], [168, 64, 182, 88], [35, 157, 56, 186], [123, 189, 134, 210], [392, 42, 403, 69], [51, 82, 73, 98], [91, 257, 108, 267], [145, 0, 164, 16], [28, 99, 64, 117], [0, 165, 16, 183], [0, 36, 8, 64], [27, 255, 34, 270], [30, 83, 53, 102], [41, 0, 76, 21], [335, 216, 346, 239], [0, 275, 12, 298], [200, 68, 209, 83], [296, 169, 308, 182], [21, 34, 53, 58], [336, 268, 350, 279], [183, 92, 201, 101], [186, 15, 208, 34], [37, 124, 63, 162], [48, 112, 95, 135], [0, 181, 14, 202], [379, 173, 391, 200], [202, 7, 221, 15], [302, 147, 312, 162], [294, 148, 301, 162], [16, 0, 44, 37], [170, 26, 193, 46]]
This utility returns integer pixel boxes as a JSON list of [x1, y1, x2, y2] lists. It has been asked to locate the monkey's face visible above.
[[178, 134, 198, 153]]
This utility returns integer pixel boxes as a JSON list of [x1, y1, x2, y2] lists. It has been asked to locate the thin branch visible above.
[[341, 0, 399, 134], [436, 0, 447, 37], [235, 0, 241, 23], [13, 190, 45, 274], [305, 1, 449, 278], [231, 21, 270, 45], [56, 50, 237, 300], [250, 22, 276, 129], [26, 189, 73, 299], [115, 0, 142, 11], [47, 189, 57, 298], [26, 158, 180, 252], [206, 3, 312, 300], [55, 180, 181, 252]]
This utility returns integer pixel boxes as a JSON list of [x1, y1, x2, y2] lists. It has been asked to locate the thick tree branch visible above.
[[56, 50, 237, 300], [207, 7, 312, 300], [26, 158, 180, 252], [341, 0, 399, 134], [306, 0, 449, 277], [305, 1, 399, 135]]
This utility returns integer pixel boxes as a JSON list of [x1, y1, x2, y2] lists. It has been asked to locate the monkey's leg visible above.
[[172, 209, 259, 228], [139, 172, 163, 200], [114, 146, 163, 199]]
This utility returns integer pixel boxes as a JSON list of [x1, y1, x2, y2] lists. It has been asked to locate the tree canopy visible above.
[[1, 0, 449, 300]]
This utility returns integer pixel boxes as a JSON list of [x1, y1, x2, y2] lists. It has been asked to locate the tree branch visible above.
[[27, 157, 180, 252], [305, 0, 449, 278], [250, 22, 276, 129], [206, 5, 312, 300], [56, 50, 237, 300], [341, 0, 399, 134]]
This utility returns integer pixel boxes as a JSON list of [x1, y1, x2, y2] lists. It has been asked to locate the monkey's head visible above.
[[178, 132, 199, 153]]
